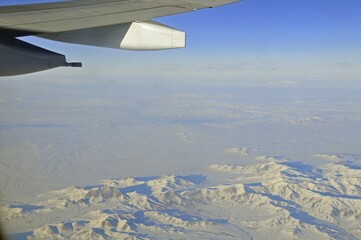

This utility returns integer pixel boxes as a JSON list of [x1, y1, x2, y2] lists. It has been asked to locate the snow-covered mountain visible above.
[[3, 154, 361, 240]]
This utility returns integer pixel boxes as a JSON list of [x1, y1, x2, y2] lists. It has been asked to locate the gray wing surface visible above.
[[0, 0, 239, 34]]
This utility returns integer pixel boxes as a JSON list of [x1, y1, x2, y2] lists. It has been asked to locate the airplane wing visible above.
[[0, 0, 240, 76], [0, 0, 239, 34]]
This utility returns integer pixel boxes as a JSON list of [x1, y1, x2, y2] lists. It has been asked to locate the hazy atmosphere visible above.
[[1, 0, 361, 239]]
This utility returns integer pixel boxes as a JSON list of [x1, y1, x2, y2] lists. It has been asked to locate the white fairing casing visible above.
[[40, 21, 185, 51], [120, 21, 185, 50]]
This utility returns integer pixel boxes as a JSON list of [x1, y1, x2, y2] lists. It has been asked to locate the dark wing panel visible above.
[[0, 0, 240, 34]]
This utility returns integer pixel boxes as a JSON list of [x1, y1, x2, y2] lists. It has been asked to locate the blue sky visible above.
[[2, 0, 361, 82]]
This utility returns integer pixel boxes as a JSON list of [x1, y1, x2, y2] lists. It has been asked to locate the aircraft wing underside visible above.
[[0, 0, 239, 34]]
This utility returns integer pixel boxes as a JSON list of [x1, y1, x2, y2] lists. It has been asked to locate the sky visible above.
[[1, 0, 361, 82]]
